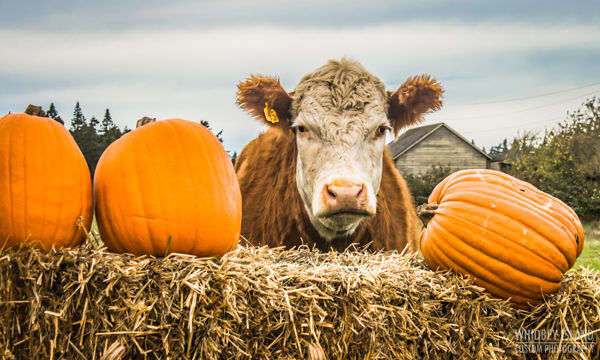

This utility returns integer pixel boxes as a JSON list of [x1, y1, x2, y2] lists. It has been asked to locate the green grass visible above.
[[574, 220, 600, 270], [91, 216, 98, 232]]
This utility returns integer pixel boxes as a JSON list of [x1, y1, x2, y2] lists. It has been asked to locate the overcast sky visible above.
[[1, 0, 599, 153]]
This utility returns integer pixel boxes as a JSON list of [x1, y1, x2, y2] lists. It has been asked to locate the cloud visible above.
[[2, 0, 599, 31], [1, 21, 599, 151], [3, 22, 598, 85]]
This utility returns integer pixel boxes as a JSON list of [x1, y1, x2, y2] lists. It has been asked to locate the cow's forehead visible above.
[[296, 82, 385, 113], [295, 93, 387, 127], [294, 96, 388, 145], [290, 59, 388, 120]]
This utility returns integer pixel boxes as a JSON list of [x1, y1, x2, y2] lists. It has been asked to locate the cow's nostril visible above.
[[327, 187, 337, 199], [357, 184, 366, 199]]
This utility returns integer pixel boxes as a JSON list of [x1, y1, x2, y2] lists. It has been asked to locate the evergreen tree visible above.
[[489, 137, 510, 156], [46, 102, 64, 125], [200, 120, 223, 143], [230, 151, 238, 165], [97, 109, 122, 149], [68, 102, 101, 176], [79, 124, 102, 175], [70, 102, 86, 131], [100, 109, 114, 134], [89, 116, 99, 130]]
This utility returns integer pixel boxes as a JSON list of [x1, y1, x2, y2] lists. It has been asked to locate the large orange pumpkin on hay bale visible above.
[[419, 169, 584, 308], [0, 108, 93, 250], [94, 118, 241, 257]]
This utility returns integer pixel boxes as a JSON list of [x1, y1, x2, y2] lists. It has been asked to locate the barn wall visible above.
[[393, 126, 489, 176]]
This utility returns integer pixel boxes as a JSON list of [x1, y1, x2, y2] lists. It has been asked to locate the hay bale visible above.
[[0, 241, 598, 359]]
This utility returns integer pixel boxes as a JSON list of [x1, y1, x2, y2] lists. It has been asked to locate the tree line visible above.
[[43, 102, 235, 177], [40, 102, 127, 176], [506, 97, 599, 220]]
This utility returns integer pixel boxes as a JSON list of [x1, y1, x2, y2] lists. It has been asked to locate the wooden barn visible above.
[[388, 122, 493, 176]]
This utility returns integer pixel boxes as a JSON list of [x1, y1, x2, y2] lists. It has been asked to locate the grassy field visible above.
[[575, 220, 600, 270]]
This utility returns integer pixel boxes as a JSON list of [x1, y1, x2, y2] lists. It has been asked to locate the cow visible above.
[[235, 58, 443, 252]]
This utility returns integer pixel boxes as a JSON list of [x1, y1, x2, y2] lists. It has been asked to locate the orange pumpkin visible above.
[[419, 169, 584, 307], [0, 111, 93, 249], [94, 118, 241, 257]]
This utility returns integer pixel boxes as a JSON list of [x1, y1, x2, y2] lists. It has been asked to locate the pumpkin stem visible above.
[[417, 202, 438, 226], [24, 104, 47, 117], [136, 116, 156, 128]]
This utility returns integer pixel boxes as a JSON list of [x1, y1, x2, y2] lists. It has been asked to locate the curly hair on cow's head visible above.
[[290, 58, 388, 119]]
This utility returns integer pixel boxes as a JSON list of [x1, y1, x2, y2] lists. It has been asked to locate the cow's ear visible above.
[[236, 75, 293, 127], [387, 75, 443, 136]]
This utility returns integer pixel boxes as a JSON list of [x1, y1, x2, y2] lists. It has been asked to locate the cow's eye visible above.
[[296, 125, 307, 133], [376, 125, 390, 137]]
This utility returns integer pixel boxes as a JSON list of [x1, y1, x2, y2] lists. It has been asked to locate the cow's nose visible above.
[[322, 181, 367, 213], [326, 184, 364, 201]]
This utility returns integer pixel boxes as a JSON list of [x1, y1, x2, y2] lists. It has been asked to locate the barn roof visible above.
[[388, 122, 493, 161]]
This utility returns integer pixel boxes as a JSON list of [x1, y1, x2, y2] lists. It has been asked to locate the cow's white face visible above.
[[292, 85, 390, 241]]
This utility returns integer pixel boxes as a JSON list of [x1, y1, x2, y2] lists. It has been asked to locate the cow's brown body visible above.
[[235, 127, 420, 252], [234, 59, 442, 252]]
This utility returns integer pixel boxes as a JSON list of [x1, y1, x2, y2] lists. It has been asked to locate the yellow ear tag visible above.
[[263, 102, 279, 124]]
